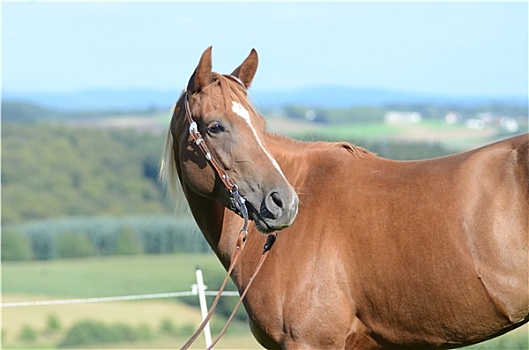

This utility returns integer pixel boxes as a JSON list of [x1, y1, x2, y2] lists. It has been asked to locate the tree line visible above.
[[2, 216, 208, 261], [2, 117, 455, 225]]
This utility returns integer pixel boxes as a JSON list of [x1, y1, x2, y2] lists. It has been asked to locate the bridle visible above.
[[183, 75, 249, 226], [180, 75, 277, 350]]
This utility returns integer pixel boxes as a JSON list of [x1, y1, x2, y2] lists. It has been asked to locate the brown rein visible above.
[[207, 233, 276, 350], [180, 81, 277, 349], [180, 230, 246, 350], [180, 232, 276, 350]]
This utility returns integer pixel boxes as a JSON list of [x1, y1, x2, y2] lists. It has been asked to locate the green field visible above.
[[280, 119, 500, 152], [2, 254, 224, 298], [3, 254, 527, 349], [2, 254, 262, 349]]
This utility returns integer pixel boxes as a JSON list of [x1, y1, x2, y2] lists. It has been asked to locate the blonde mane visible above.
[[159, 90, 189, 214]]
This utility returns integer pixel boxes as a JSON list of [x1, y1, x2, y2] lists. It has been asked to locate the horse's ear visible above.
[[187, 46, 213, 93], [231, 49, 258, 88]]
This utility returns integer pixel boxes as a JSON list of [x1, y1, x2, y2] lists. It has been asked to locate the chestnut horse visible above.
[[161, 47, 528, 349]]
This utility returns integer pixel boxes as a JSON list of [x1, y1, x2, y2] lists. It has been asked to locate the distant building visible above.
[[384, 111, 422, 124], [500, 117, 520, 133], [466, 118, 486, 130], [444, 112, 459, 124]]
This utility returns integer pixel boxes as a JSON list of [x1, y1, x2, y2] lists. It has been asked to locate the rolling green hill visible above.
[[1, 122, 170, 224]]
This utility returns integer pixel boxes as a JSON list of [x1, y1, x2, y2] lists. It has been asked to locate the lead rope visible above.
[[206, 234, 276, 350], [179, 229, 248, 350], [180, 232, 276, 350], [180, 187, 249, 350]]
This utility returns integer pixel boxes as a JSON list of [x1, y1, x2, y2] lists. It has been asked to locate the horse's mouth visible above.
[[234, 188, 298, 234], [244, 201, 293, 234], [244, 201, 276, 234]]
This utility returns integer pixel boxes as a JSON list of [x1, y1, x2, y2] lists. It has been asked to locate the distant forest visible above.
[[1, 123, 444, 225], [2, 101, 155, 123], [2, 122, 169, 224]]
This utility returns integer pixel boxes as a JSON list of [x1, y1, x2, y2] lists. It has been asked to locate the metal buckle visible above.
[[189, 121, 198, 136], [230, 184, 249, 231]]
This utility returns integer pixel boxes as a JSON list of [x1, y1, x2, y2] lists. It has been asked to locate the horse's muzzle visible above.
[[248, 187, 299, 233]]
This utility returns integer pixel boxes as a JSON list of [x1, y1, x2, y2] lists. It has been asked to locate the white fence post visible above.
[[194, 268, 213, 349]]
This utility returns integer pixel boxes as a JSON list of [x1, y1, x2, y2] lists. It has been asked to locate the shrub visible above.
[[58, 319, 154, 348], [174, 323, 195, 337], [1, 228, 33, 261], [136, 323, 155, 340], [27, 230, 57, 260], [18, 324, 38, 342], [159, 318, 177, 335], [110, 323, 140, 342], [46, 314, 61, 332], [58, 320, 112, 347], [115, 226, 143, 255], [159, 318, 195, 337], [57, 232, 94, 258]]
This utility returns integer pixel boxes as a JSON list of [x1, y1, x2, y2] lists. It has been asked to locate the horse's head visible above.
[[170, 47, 298, 233]]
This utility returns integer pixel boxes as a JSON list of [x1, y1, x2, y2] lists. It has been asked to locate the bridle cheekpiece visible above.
[[183, 75, 249, 230]]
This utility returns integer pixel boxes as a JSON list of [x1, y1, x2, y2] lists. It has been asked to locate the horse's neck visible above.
[[264, 133, 317, 185], [264, 132, 373, 181], [184, 133, 347, 270]]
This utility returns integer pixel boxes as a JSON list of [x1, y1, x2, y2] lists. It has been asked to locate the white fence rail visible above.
[[1, 268, 236, 349]]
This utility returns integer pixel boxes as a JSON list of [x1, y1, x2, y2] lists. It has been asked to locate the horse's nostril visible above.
[[262, 191, 285, 219], [258, 188, 298, 230], [270, 191, 284, 209]]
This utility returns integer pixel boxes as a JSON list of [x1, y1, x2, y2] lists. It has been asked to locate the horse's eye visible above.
[[207, 122, 224, 135]]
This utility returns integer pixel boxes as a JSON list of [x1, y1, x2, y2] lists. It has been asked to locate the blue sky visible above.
[[3, 1, 528, 98]]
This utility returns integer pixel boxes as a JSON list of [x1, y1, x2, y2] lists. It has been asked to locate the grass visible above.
[[467, 326, 528, 349], [2, 254, 264, 349], [2, 296, 198, 347], [283, 119, 500, 152], [2, 253, 226, 298], [2, 294, 262, 349], [292, 121, 404, 141]]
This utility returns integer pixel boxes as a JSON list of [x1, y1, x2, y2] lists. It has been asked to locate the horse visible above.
[[160, 46, 529, 349]]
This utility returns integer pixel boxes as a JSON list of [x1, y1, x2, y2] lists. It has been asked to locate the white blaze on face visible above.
[[231, 101, 286, 179]]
